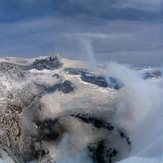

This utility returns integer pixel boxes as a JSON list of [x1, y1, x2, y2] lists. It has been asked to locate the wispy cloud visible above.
[[0, 18, 55, 57], [0, 0, 162, 65], [54, 0, 163, 22], [115, 0, 162, 11], [53, 17, 163, 65]]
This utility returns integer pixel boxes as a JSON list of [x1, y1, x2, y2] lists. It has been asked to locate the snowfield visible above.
[[0, 55, 162, 163]]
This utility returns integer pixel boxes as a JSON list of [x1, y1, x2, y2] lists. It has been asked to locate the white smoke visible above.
[[79, 37, 98, 71], [42, 117, 94, 163], [51, 38, 163, 162], [107, 62, 161, 129], [27, 37, 163, 163], [55, 134, 92, 163], [106, 62, 163, 162]]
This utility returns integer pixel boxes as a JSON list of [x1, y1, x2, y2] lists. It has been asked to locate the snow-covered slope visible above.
[[0, 55, 162, 163]]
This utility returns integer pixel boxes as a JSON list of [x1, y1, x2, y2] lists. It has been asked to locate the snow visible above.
[[0, 56, 162, 163]]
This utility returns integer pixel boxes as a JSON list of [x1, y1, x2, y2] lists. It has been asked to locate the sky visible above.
[[0, 0, 163, 65]]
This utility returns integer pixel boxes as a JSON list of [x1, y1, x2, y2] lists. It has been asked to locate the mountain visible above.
[[0, 55, 161, 163]]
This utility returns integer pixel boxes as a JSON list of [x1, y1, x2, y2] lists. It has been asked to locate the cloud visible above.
[[53, 17, 163, 65], [0, 18, 55, 57], [0, 0, 54, 22], [0, 0, 162, 65], [64, 33, 132, 40], [0, 0, 160, 23], [116, 0, 162, 11], [53, 0, 162, 22]]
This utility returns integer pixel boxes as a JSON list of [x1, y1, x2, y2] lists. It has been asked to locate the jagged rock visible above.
[[60, 80, 75, 93], [81, 72, 108, 87], [28, 55, 63, 70], [81, 72, 123, 90], [142, 70, 162, 79], [65, 67, 123, 90], [36, 80, 75, 94]]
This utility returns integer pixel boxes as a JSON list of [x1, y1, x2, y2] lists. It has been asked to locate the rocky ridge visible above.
[[1, 55, 160, 162]]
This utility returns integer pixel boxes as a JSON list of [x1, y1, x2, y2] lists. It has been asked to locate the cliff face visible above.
[[0, 55, 132, 163]]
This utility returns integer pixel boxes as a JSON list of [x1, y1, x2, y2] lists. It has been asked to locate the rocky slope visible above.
[[0, 55, 160, 163]]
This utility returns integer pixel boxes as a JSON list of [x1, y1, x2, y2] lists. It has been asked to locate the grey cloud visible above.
[[0, 18, 55, 57], [0, 0, 162, 66], [116, 0, 162, 11], [0, 0, 54, 22], [54, 0, 163, 22], [53, 18, 163, 65]]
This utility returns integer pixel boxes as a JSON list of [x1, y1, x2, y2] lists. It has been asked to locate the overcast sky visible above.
[[0, 0, 163, 65]]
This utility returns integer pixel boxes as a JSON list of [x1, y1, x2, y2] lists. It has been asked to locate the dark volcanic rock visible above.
[[64, 67, 123, 90], [64, 67, 87, 75], [88, 140, 118, 163], [81, 72, 108, 87], [107, 77, 124, 90], [72, 114, 130, 145], [81, 72, 123, 90], [36, 80, 75, 94], [35, 119, 60, 141], [28, 55, 63, 70], [142, 70, 162, 79], [72, 113, 115, 131], [60, 80, 75, 93], [88, 140, 107, 163]]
